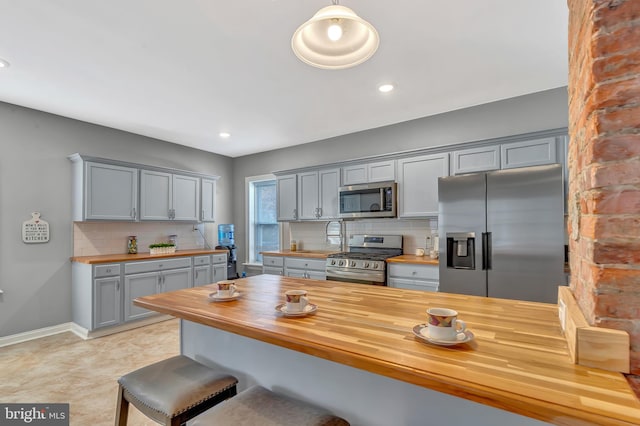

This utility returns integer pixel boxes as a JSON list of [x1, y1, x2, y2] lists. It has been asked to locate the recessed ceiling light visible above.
[[219, 132, 231, 138], [378, 84, 394, 93], [0, 58, 10, 68]]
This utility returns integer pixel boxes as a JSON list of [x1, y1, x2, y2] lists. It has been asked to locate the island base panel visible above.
[[181, 320, 549, 426]]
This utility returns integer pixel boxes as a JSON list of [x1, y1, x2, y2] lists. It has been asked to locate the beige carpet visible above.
[[0, 319, 180, 425]]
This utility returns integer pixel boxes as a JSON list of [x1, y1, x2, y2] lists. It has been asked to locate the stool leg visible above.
[[115, 384, 129, 426]]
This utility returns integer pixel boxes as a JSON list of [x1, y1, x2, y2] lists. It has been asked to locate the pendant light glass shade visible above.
[[291, 4, 379, 70]]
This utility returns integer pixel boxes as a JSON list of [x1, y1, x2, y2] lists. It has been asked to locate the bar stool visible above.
[[115, 355, 238, 426], [192, 385, 350, 426]]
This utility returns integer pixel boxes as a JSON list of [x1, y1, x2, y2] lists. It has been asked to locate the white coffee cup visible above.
[[216, 280, 237, 298], [426, 307, 466, 341], [415, 248, 425, 256], [285, 289, 309, 313]]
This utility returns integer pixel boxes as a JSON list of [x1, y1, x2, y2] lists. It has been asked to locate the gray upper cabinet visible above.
[[172, 174, 200, 221], [277, 174, 298, 221], [318, 168, 339, 219], [201, 178, 216, 222], [342, 160, 395, 185], [69, 153, 217, 223], [140, 170, 172, 220], [451, 145, 500, 175], [397, 153, 449, 218], [70, 156, 138, 221], [297, 169, 339, 220], [298, 171, 320, 220], [501, 137, 557, 169], [140, 170, 200, 221]]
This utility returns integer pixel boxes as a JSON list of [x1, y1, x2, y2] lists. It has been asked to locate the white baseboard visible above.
[[1, 315, 175, 347], [72, 315, 174, 340], [0, 322, 74, 348]]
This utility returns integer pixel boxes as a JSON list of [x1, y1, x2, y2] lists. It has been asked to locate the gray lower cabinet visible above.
[[262, 256, 284, 275], [94, 276, 121, 328], [124, 257, 192, 322], [72, 262, 123, 330], [212, 253, 228, 282], [194, 265, 211, 286], [284, 257, 326, 280], [194, 255, 212, 286], [387, 263, 439, 292]]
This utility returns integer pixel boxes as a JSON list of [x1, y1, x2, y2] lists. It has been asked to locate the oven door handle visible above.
[[326, 268, 384, 282]]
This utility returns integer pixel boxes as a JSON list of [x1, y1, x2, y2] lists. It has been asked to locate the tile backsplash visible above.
[[73, 222, 209, 256], [288, 218, 438, 254]]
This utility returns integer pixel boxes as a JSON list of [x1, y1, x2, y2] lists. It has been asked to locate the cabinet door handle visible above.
[[293, 208, 297, 220], [318, 207, 322, 217], [195, 270, 199, 279], [132, 207, 137, 219], [202, 209, 205, 220], [116, 280, 120, 291]]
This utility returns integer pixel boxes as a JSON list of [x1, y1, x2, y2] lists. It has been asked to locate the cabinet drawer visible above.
[[194, 255, 211, 266], [285, 257, 325, 271], [263, 256, 284, 267], [388, 264, 439, 280], [389, 277, 439, 292], [211, 254, 227, 264], [124, 257, 192, 274], [94, 264, 121, 278]]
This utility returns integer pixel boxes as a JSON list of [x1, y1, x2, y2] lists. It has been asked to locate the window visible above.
[[247, 175, 280, 263]]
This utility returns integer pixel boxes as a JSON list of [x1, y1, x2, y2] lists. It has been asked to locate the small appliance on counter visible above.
[[216, 224, 238, 279]]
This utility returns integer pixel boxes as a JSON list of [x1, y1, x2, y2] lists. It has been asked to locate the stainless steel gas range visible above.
[[325, 234, 403, 285]]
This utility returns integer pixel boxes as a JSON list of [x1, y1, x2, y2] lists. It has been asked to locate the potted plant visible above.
[[149, 242, 176, 255]]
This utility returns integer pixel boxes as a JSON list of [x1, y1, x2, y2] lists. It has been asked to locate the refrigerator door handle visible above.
[[482, 232, 492, 270]]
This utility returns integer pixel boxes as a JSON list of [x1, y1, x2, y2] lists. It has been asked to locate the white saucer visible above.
[[412, 324, 474, 346], [208, 292, 241, 302], [275, 303, 318, 317]]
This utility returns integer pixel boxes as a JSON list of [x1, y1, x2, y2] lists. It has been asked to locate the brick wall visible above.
[[567, 0, 640, 374]]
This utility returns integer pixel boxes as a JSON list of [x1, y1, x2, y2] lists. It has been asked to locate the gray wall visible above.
[[232, 87, 569, 266], [0, 102, 233, 336]]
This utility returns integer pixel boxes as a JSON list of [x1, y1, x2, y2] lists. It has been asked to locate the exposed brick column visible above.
[[567, 0, 640, 377]]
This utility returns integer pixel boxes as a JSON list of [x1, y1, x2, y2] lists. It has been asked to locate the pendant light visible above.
[[291, 0, 379, 70]]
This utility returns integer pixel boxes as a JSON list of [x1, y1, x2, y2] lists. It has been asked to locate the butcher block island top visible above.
[[134, 275, 640, 426], [70, 249, 227, 264]]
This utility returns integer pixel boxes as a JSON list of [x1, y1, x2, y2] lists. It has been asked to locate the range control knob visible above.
[[339, 260, 345, 267], [364, 262, 370, 268], [331, 260, 336, 266], [350, 261, 356, 267], [373, 263, 379, 269]]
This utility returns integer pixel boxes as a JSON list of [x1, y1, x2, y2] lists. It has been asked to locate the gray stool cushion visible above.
[[118, 355, 237, 419], [192, 385, 349, 426]]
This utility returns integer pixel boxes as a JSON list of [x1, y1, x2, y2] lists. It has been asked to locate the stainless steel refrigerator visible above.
[[438, 164, 564, 303]]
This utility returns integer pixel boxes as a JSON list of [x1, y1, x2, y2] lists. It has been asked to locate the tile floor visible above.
[[1, 319, 180, 425]]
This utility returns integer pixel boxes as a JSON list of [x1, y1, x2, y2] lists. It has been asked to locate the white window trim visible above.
[[245, 174, 282, 265]]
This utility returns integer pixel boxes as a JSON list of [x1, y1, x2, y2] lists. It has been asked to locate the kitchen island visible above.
[[134, 275, 640, 426]]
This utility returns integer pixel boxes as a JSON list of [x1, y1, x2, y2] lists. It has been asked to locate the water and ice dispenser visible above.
[[446, 232, 476, 270]]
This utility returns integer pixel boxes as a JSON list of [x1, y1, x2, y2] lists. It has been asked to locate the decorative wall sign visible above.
[[22, 212, 50, 243]]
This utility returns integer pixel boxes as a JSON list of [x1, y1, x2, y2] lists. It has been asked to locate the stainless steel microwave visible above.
[[338, 182, 397, 219]]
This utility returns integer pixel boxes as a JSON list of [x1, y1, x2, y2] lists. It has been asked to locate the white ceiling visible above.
[[0, 1, 568, 158]]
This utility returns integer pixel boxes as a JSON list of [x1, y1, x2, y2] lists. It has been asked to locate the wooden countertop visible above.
[[134, 275, 640, 425], [70, 249, 227, 264], [387, 254, 439, 265], [260, 250, 339, 259]]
